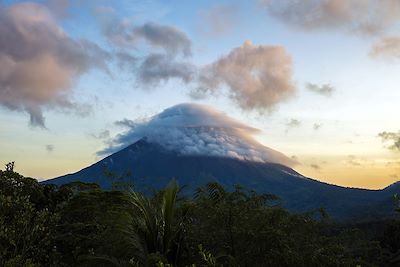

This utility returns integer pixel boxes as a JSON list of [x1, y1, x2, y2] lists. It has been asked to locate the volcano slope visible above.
[[44, 139, 399, 220], [43, 103, 399, 220]]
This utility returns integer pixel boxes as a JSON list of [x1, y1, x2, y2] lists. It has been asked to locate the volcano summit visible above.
[[44, 104, 399, 220], [99, 103, 295, 166]]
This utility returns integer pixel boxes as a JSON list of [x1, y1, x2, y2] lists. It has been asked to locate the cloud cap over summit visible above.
[[100, 103, 296, 167]]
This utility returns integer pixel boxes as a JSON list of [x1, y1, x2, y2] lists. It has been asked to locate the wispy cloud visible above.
[[199, 4, 239, 37], [346, 155, 375, 167], [310, 163, 321, 170], [378, 131, 400, 151], [306, 83, 335, 96], [263, 0, 400, 60], [313, 123, 322, 131], [370, 37, 400, 61], [96, 7, 194, 87], [46, 144, 54, 152], [91, 130, 111, 139], [286, 119, 301, 128], [137, 53, 195, 87], [102, 20, 192, 57], [347, 155, 362, 166], [263, 0, 400, 36]]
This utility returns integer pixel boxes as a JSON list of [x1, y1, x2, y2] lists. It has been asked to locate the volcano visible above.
[[44, 104, 400, 220]]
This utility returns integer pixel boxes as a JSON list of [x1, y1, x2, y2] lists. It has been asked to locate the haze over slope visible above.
[[100, 103, 296, 167]]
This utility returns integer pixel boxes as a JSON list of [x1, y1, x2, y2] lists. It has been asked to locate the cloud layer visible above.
[[100, 103, 296, 166], [98, 10, 297, 111], [195, 41, 295, 111], [0, 2, 298, 125], [0, 2, 110, 127], [264, 0, 400, 35], [264, 1, 400, 61]]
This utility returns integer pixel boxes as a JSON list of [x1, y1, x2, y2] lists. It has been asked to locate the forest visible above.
[[1, 162, 400, 267]]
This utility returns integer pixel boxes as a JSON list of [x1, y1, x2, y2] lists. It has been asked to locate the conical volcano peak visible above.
[[100, 103, 295, 167]]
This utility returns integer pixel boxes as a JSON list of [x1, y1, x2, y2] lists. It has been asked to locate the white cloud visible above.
[[100, 103, 296, 167]]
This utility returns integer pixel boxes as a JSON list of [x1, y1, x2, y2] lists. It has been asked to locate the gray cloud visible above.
[[99, 103, 296, 167], [103, 19, 192, 57], [97, 8, 191, 57], [263, 0, 400, 35], [91, 130, 110, 139], [194, 41, 295, 111], [114, 118, 136, 128], [306, 82, 334, 96], [369, 37, 400, 60], [378, 131, 400, 151], [346, 155, 362, 166], [96, 7, 194, 87], [138, 54, 195, 86], [0, 2, 110, 127], [46, 144, 54, 152], [310, 163, 321, 170], [133, 22, 192, 57], [287, 119, 301, 128], [313, 123, 322, 130], [115, 51, 137, 71]]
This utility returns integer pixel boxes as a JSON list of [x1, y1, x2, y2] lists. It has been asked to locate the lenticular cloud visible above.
[[100, 103, 295, 166]]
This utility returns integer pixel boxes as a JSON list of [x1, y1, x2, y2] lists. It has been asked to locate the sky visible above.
[[0, 0, 400, 189]]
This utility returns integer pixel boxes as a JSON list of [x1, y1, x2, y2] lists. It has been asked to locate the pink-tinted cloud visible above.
[[0, 2, 110, 127], [370, 37, 400, 60], [194, 41, 295, 111]]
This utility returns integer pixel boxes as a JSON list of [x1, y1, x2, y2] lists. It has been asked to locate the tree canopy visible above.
[[1, 163, 400, 266]]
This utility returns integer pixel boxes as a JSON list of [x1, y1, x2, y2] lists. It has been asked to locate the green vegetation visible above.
[[1, 163, 400, 266]]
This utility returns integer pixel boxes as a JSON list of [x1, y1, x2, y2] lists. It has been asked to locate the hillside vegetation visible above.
[[1, 162, 400, 266]]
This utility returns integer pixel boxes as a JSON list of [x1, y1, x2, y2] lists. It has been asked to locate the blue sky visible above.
[[1, 0, 400, 189]]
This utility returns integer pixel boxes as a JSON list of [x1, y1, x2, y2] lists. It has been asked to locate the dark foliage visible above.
[[1, 163, 400, 266]]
